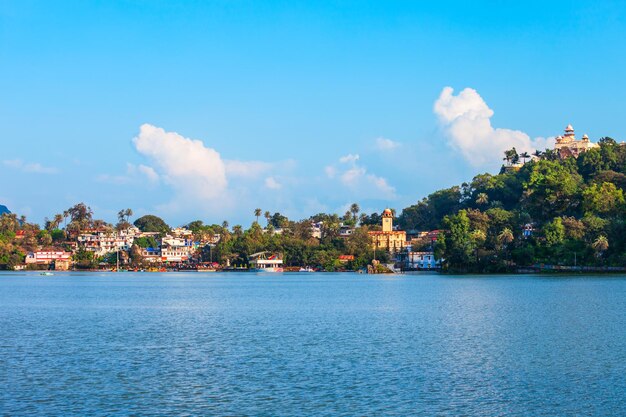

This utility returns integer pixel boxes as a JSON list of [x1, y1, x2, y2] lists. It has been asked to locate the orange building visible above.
[[368, 209, 406, 253]]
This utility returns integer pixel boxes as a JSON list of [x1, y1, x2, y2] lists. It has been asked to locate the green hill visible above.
[[397, 139, 626, 272]]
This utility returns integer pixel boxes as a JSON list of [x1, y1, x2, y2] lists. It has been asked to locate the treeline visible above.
[[397, 138, 626, 272]]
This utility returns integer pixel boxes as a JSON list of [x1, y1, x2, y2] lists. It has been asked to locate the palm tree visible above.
[[498, 228, 514, 246], [533, 150, 543, 159], [254, 208, 262, 224], [497, 228, 514, 263], [476, 193, 489, 206], [592, 235, 609, 258], [520, 152, 530, 164], [233, 225, 243, 237], [53, 214, 63, 229], [350, 203, 360, 222]]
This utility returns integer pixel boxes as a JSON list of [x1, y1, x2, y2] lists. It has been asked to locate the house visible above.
[[311, 222, 323, 239], [339, 224, 354, 237], [406, 251, 440, 270], [141, 247, 161, 263], [338, 255, 355, 262], [26, 251, 72, 270], [77, 229, 135, 257], [368, 209, 407, 253], [160, 234, 195, 263]]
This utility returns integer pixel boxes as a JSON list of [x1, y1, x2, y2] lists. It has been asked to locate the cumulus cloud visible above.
[[264, 176, 282, 189], [97, 163, 159, 185], [434, 87, 554, 167], [2, 159, 58, 174], [137, 164, 159, 183], [225, 160, 273, 178], [133, 124, 227, 200], [375, 137, 400, 151], [325, 154, 395, 199]]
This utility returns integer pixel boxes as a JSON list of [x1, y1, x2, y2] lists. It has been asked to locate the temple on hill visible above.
[[368, 208, 406, 253], [554, 124, 598, 158]]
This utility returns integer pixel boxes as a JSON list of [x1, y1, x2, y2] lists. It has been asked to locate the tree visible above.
[[582, 182, 625, 216], [254, 208, 262, 224], [264, 211, 271, 226], [476, 193, 489, 206], [441, 210, 475, 270], [520, 152, 530, 164], [65, 203, 93, 233], [592, 235, 609, 258], [350, 203, 360, 222], [133, 215, 170, 234], [497, 228, 514, 246], [544, 218, 565, 246]]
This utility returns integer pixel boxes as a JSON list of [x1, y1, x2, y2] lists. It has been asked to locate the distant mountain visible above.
[[0, 205, 10, 215]]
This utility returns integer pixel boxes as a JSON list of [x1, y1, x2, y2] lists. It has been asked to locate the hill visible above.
[[397, 138, 626, 272], [0, 205, 10, 215]]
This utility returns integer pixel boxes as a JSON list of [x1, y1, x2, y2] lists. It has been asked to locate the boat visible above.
[[40, 272, 54, 276], [298, 266, 315, 272], [249, 251, 284, 272]]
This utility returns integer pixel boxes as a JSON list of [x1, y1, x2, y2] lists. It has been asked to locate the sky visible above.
[[2, 0, 626, 227]]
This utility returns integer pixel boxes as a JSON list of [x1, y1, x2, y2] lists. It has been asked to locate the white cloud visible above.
[[2, 159, 58, 174], [325, 154, 396, 199], [264, 176, 282, 189], [97, 163, 159, 185], [434, 87, 554, 167], [225, 160, 273, 178], [133, 124, 227, 200], [339, 154, 360, 164], [137, 164, 159, 183], [375, 137, 400, 151]]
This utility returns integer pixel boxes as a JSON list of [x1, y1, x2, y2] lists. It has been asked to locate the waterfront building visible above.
[[25, 251, 72, 270], [368, 209, 406, 253], [554, 124, 598, 158], [406, 251, 440, 269]]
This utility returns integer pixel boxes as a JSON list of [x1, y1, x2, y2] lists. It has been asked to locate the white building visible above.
[[407, 251, 440, 269], [77, 229, 135, 257]]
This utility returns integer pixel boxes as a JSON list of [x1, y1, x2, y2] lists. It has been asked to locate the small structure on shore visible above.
[[249, 251, 284, 272]]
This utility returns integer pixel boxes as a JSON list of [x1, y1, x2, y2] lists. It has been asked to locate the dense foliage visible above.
[[399, 139, 626, 271]]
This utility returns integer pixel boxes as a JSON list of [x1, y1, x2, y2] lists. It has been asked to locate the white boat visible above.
[[40, 272, 54, 276], [249, 251, 284, 272], [299, 266, 315, 272]]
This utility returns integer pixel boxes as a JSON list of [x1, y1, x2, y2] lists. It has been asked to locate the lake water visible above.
[[1, 272, 625, 416]]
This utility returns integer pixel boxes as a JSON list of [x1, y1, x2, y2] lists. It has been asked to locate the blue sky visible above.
[[2, 1, 626, 227]]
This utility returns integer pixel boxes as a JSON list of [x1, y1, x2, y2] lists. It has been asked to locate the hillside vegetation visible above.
[[398, 139, 626, 271]]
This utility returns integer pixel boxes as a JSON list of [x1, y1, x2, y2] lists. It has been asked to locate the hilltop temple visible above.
[[368, 209, 406, 253], [554, 124, 598, 158]]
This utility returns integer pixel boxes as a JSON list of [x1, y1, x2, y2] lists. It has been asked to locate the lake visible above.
[[1, 272, 625, 416]]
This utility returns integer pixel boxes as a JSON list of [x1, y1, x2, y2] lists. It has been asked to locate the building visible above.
[[160, 233, 195, 263], [554, 124, 598, 158], [368, 209, 406, 253], [311, 222, 323, 239], [339, 224, 354, 237], [406, 251, 440, 270], [26, 251, 72, 270], [77, 227, 137, 257]]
